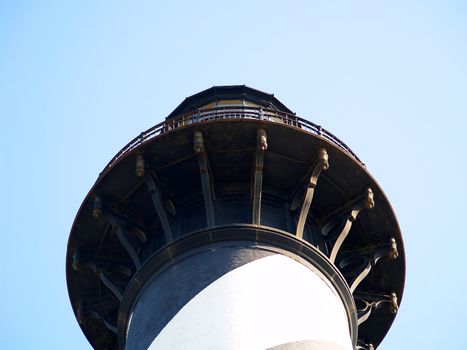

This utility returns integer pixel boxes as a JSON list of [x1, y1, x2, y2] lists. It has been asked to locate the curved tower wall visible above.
[[126, 243, 353, 350]]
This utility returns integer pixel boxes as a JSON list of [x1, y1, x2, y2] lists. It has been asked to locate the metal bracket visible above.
[[252, 129, 267, 225], [194, 131, 215, 227], [106, 213, 142, 269], [354, 291, 398, 326], [296, 148, 329, 239], [339, 237, 399, 293], [72, 249, 131, 302], [76, 302, 118, 334], [322, 188, 375, 263], [92, 197, 149, 270], [143, 164, 174, 244]]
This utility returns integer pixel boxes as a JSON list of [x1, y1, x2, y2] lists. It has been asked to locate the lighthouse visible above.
[[66, 85, 405, 350]]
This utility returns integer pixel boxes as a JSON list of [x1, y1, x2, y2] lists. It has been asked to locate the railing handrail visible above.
[[103, 106, 363, 173]]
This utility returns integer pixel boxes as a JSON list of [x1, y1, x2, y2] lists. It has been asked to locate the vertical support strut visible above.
[[252, 129, 267, 225], [194, 131, 215, 227], [296, 148, 329, 239]]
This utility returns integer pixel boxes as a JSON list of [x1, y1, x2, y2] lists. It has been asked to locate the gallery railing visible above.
[[104, 106, 363, 172]]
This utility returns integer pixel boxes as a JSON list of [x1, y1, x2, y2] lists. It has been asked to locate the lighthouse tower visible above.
[[66, 86, 405, 350]]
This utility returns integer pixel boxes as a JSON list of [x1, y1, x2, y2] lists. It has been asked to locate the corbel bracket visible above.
[[339, 238, 399, 293], [354, 291, 399, 326], [252, 129, 267, 225], [76, 302, 118, 334], [107, 212, 142, 270], [322, 188, 375, 263], [296, 148, 329, 239], [136, 158, 174, 244], [72, 249, 132, 302], [93, 197, 143, 269], [194, 131, 215, 227]]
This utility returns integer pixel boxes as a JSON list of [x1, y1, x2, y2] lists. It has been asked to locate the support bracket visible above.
[[339, 237, 399, 293], [322, 188, 375, 263], [77, 302, 118, 334], [194, 131, 215, 227], [296, 148, 329, 239], [354, 291, 398, 326], [106, 213, 142, 269], [252, 129, 267, 225], [143, 166, 174, 244], [72, 249, 132, 302]]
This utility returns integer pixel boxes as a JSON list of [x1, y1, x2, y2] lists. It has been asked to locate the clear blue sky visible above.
[[1, 1, 466, 349]]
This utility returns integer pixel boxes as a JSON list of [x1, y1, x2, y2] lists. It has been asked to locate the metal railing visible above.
[[104, 106, 363, 172]]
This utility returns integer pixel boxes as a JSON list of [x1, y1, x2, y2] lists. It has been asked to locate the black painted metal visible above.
[[66, 85, 405, 350]]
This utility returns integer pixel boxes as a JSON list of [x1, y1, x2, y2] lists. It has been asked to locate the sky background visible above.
[[1, 1, 467, 349]]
